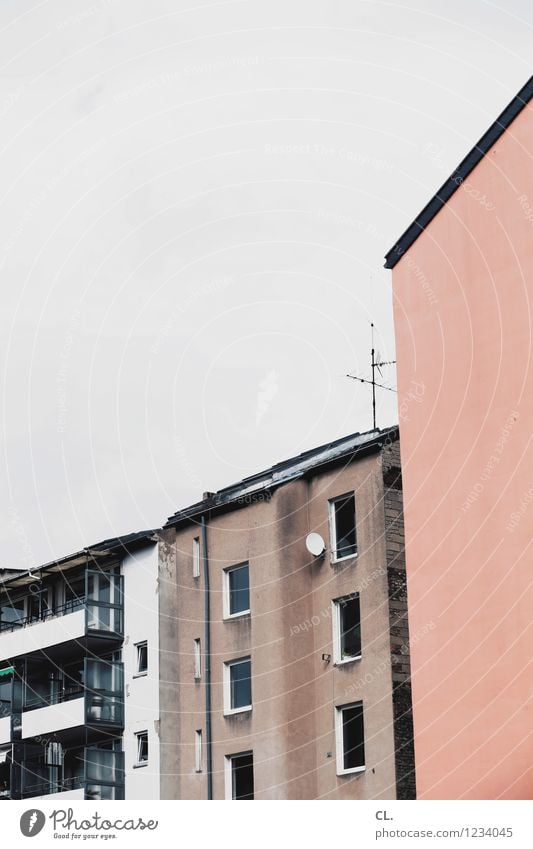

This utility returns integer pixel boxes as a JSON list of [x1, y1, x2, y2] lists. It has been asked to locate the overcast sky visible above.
[[0, 0, 531, 568]]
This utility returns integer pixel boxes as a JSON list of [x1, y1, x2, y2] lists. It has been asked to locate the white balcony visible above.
[[34, 787, 84, 800], [0, 610, 85, 664], [22, 696, 84, 739], [0, 714, 9, 745]]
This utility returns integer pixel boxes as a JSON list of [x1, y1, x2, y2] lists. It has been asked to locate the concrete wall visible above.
[[160, 448, 402, 799], [391, 103, 533, 799]]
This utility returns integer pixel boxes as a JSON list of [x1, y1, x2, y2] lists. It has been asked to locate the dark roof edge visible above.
[[384, 75, 533, 269], [165, 426, 399, 529], [0, 529, 159, 589]]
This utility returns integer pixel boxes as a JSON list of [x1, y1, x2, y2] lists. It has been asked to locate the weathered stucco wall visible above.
[[160, 445, 407, 799]]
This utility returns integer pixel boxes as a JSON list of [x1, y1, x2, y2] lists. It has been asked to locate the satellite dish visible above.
[[306, 532, 326, 557]]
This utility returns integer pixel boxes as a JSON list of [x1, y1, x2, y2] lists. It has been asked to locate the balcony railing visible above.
[[17, 747, 124, 800], [0, 599, 86, 634]]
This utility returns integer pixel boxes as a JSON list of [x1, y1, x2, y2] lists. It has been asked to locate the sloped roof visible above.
[[166, 425, 398, 528], [384, 75, 533, 269]]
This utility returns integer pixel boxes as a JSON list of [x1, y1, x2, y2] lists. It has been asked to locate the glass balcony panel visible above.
[[85, 571, 123, 637], [84, 659, 124, 727]]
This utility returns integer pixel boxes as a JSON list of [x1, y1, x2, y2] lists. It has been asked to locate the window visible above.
[[225, 751, 254, 800], [336, 702, 365, 775], [224, 657, 252, 714], [27, 589, 50, 623], [135, 731, 148, 766], [195, 730, 202, 773], [332, 594, 361, 664], [223, 563, 250, 618], [194, 639, 201, 680], [135, 641, 148, 676], [329, 493, 357, 560], [193, 537, 200, 579]]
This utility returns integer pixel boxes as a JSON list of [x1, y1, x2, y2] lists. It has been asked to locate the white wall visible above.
[[122, 542, 160, 800], [0, 715, 10, 746], [22, 696, 84, 739]]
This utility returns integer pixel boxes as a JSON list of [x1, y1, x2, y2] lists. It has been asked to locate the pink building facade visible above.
[[385, 77, 533, 799]]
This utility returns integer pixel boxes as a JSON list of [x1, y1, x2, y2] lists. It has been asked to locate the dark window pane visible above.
[[230, 659, 251, 709], [340, 596, 361, 659], [137, 734, 148, 763], [229, 565, 250, 615], [334, 495, 357, 558], [0, 597, 25, 629], [232, 752, 254, 799], [342, 703, 365, 770], [137, 644, 147, 673]]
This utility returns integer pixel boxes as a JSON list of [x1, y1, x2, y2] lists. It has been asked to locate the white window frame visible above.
[[224, 750, 254, 800], [335, 702, 365, 776], [328, 492, 357, 563], [332, 594, 361, 666], [223, 656, 252, 716], [195, 730, 202, 773], [134, 641, 148, 677], [222, 563, 250, 620], [135, 730, 149, 767], [193, 537, 200, 579], [194, 638, 201, 680]]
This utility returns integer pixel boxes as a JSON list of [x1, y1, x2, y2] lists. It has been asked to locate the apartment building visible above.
[[0, 531, 160, 801], [385, 77, 533, 798], [159, 426, 415, 800]]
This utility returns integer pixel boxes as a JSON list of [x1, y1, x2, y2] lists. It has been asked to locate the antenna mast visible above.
[[346, 322, 397, 430]]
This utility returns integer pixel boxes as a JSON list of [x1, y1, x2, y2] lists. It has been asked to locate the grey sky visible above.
[[1, 0, 531, 567]]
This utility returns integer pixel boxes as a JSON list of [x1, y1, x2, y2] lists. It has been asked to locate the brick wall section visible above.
[[382, 439, 416, 799]]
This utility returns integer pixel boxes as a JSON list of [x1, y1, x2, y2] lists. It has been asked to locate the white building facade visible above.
[[0, 531, 161, 801]]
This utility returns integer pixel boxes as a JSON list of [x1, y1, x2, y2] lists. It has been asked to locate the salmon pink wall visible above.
[[391, 103, 533, 799]]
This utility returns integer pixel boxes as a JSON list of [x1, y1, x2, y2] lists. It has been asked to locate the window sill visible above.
[[334, 656, 362, 667], [133, 672, 148, 679], [331, 553, 358, 565], [133, 762, 149, 769], [224, 706, 252, 717], [223, 611, 251, 621], [337, 765, 366, 777]]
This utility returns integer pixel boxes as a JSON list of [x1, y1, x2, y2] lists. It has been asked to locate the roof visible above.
[[384, 75, 533, 269], [166, 425, 399, 528], [0, 529, 158, 592]]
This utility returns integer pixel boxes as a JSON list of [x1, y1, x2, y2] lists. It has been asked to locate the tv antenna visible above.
[[346, 323, 396, 430]]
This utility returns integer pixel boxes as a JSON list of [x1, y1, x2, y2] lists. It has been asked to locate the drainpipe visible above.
[[201, 515, 213, 800]]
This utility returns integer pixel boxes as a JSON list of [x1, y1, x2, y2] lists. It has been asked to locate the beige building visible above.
[[158, 426, 415, 800]]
